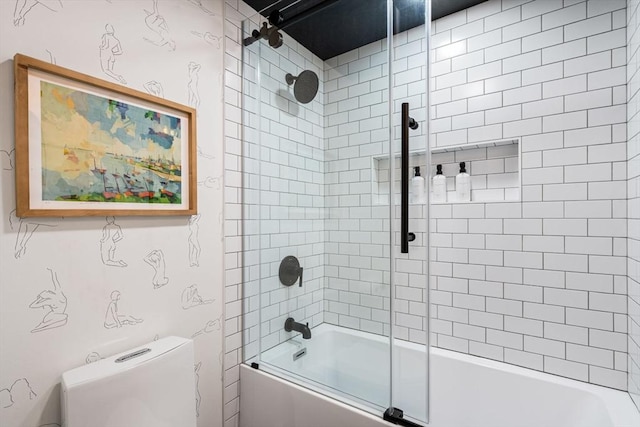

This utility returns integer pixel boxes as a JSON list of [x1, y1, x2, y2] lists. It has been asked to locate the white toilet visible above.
[[61, 336, 197, 427]]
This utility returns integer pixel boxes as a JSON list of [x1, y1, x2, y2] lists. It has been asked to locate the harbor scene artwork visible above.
[[40, 80, 183, 205]]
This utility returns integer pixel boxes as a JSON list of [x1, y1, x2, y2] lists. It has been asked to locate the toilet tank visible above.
[[61, 336, 197, 427]]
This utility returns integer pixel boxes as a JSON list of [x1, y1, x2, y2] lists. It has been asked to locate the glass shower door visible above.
[[387, 0, 430, 424], [241, 0, 430, 423]]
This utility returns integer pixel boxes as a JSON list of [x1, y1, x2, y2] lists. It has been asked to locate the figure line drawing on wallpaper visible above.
[[104, 291, 143, 328], [197, 145, 215, 160], [188, 61, 201, 109], [197, 176, 221, 189], [9, 210, 57, 259], [143, 0, 176, 51], [0, 378, 36, 409], [188, 214, 201, 267], [1, 149, 15, 171], [181, 284, 213, 309], [191, 30, 221, 49], [144, 80, 164, 98], [100, 216, 127, 267], [30, 268, 68, 333], [13, 0, 62, 27], [194, 362, 202, 417], [143, 249, 169, 288], [99, 23, 126, 84], [46, 48, 56, 64], [191, 315, 222, 338], [186, 0, 215, 15]]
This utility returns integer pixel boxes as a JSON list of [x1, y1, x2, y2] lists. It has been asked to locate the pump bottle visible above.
[[432, 164, 447, 202], [411, 166, 425, 204], [456, 161, 470, 202]]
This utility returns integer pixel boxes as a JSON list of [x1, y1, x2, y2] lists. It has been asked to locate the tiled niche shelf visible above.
[[372, 139, 521, 205]]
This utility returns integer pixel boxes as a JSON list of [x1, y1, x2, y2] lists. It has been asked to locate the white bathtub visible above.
[[240, 324, 640, 427]]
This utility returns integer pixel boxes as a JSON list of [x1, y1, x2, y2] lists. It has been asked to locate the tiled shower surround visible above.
[[323, 26, 428, 341], [429, 0, 629, 390], [223, 0, 640, 424], [324, 0, 630, 389]]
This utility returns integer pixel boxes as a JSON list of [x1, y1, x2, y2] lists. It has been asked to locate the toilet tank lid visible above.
[[62, 336, 192, 388]]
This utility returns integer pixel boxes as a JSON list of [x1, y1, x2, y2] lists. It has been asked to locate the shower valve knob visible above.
[[279, 256, 303, 287]]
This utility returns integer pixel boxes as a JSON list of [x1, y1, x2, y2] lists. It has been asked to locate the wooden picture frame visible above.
[[14, 54, 197, 217]]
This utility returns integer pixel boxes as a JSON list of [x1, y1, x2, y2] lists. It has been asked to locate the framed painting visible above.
[[14, 54, 197, 217]]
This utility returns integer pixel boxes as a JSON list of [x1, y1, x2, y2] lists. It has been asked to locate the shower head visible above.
[[285, 70, 319, 104]]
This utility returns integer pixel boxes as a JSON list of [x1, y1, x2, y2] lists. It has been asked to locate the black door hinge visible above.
[[383, 407, 423, 427]]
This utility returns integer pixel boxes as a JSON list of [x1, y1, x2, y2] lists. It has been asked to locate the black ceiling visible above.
[[243, 0, 487, 60]]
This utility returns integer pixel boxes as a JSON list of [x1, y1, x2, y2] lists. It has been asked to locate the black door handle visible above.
[[401, 103, 418, 254]]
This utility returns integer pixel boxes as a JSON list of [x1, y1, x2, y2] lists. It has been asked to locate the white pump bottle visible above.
[[411, 166, 425, 204], [432, 164, 447, 203], [456, 161, 470, 202]]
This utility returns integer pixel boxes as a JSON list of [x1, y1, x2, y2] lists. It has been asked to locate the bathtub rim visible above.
[[250, 323, 639, 427]]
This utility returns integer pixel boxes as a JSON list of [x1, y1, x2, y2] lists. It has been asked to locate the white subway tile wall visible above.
[[628, 0, 640, 412], [323, 23, 432, 342], [322, 0, 629, 390], [425, 0, 628, 391], [324, 192, 393, 334]]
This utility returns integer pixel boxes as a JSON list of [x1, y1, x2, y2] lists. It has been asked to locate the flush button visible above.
[[115, 348, 151, 363]]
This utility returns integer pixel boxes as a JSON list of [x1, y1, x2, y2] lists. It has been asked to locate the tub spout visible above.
[[284, 317, 311, 339]]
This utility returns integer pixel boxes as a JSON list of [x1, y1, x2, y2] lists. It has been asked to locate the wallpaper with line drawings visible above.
[[0, 1, 225, 426]]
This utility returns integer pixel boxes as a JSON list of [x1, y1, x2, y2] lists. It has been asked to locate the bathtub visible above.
[[240, 324, 640, 427]]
